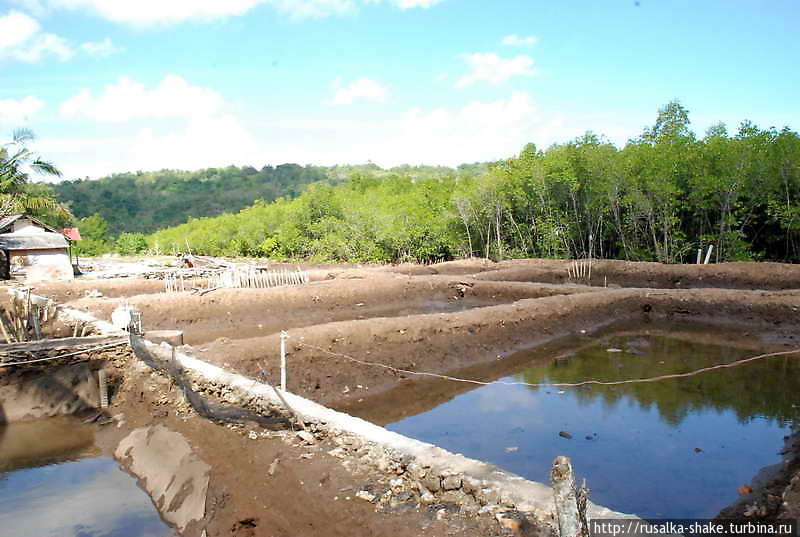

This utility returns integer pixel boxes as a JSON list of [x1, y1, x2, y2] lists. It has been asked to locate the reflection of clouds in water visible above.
[[0, 458, 172, 537], [475, 383, 539, 416]]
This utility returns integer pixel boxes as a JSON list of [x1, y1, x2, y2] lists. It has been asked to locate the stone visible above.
[[558, 431, 573, 439], [407, 462, 427, 480], [327, 447, 348, 459], [421, 473, 441, 492], [268, 458, 279, 476], [462, 476, 482, 495], [355, 490, 376, 503], [441, 474, 462, 491], [296, 431, 316, 444], [478, 487, 502, 505]]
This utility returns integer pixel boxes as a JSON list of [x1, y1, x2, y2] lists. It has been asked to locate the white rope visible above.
[[0, 340, 128, 367], [299, 343, 800, 389]]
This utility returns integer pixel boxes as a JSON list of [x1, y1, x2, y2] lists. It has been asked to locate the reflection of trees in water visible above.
[[519, 336, 800, 428]]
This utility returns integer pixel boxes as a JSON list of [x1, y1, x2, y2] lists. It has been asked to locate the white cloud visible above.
[[331, 77, 389, 105], [502, 34, 538, 46], [0, 96, 44, 125], [42, 75, 260, 177], [0, 10, 40, 49], [0, 9, 73, 62], [0, 9, 117, 62], [43, 0, 266, 24], [60, 75, 225, 122], [11, 32, 73, 61], [372, 0, 443, 8], [35, 0, 441, 24], [273, 0, 356, 19], [456, 53, 536, 87], [79, 37, 120, 57]]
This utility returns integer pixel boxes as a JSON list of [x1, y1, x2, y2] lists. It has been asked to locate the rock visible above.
[[296, 431, 316, 444], [505, 446, 519, 453], [355, 490, 376, 503], [415, 481, 436, 504], [694, 447, 703, 453], [421, 473, 441, 492], [389, 478, 404, 491], [606, 348, 623, 353], [441, 474, 462, 491], [478, 487, 502, 505], [739, 484, 754, 496], [441, 490, 469, 504], [268, 458, 279, 476], [248, 431, 258, 440], [496, 510, 530, 534], [462, 476, 481, 495], [479, 504, 500, 515], [327, 447, 348, 458], [407, 462, 427, 480], [559, 431, 573, 439]]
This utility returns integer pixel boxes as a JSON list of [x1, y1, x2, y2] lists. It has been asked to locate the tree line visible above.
[[144, 102, 800, 263], [5, 101, 800, 264]]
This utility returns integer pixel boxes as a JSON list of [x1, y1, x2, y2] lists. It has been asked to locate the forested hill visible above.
[[53, 164, 333, 235], [54, 162, 486, 236], [144, 102, 800, 264]]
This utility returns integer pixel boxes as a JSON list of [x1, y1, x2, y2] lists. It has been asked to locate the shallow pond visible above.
[[385, 328, 800, 519], [0, 417, 173, 537]]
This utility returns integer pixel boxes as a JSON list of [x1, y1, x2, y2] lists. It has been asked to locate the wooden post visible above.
[[280, 330, 289, 392], [704, 244, 714, 264], [98, 369, 109, 409], [696, 248, 702, 264], [550, 456, 585, 537]]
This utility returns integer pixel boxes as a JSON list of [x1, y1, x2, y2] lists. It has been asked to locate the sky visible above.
[[0, 0, 798, 180]]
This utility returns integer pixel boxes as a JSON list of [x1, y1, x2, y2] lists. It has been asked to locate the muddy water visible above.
[[383, 330, 800, 519], [0, 417, 174, 537]]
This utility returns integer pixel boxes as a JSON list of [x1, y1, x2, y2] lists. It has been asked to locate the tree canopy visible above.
[[55, 102, 800, 264]]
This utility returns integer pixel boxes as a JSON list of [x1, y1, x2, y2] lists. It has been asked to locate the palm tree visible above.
[[0, 128, 71, 219]]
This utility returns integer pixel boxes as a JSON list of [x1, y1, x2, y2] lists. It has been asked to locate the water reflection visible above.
[[0, 418, 173, 537], [387, 334, 799, 519]]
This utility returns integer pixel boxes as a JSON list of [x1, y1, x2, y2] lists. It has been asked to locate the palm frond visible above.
[[11, 128, 34, 145], [31, 158, 62, 178]]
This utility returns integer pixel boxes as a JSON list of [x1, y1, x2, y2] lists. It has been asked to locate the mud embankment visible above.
[[470, 259, 800, 290], [62, 276, 590, 345], [190, 287, 800, 409]]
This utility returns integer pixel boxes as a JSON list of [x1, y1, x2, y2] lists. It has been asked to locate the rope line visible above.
[[299, 343, 800, 389], [0, 340, 128, 368]]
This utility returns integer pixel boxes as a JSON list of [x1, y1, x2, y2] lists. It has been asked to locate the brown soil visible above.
[[11, 256, 800, 533], [92, 355, 511, 537], [59, 276, 590, 345], [471, 258, 800, 290]]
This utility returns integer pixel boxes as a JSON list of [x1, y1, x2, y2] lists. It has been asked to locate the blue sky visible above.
[[1, 0, 798, 180]]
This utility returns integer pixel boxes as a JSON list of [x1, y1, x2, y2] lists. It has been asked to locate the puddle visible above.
[[383, 330, 800, 519], [0, 417, 174, 537]]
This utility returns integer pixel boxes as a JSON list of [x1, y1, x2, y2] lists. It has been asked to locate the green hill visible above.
[[54, 164, 336, 236]]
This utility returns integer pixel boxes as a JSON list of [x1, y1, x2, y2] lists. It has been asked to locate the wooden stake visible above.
[[280, 330, 288, 392], [704, 244, 714, 264], [550, 456, 586, 537]]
